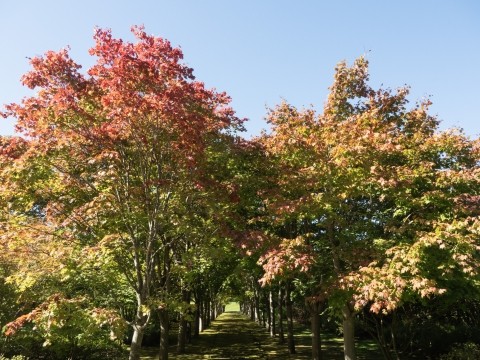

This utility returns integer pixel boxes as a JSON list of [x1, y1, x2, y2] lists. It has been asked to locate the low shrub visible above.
[[439, 342, 480, 360]]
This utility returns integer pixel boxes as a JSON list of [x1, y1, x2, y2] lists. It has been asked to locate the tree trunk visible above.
[[278, 285, 285, 344], [205, 297, 210, 327], [342, 305, 356, 360], [159, 308, 170, 360], [255, 293, 261, 323], [327, 220, 356, 360], [263, 299, 267, 328], [210, 299, 216, 321], [264, 291, 272, 333], [129, 297, 149, 360], [286, 281, 296, 354], [194, 298, 201, 337], [270, 290, 276, 337], [129, 326, 144, 360], [311, 309, 322, 360], [177, 318, 186, 354], [391, 312, 400, 360], [177, 290, 189, 354]]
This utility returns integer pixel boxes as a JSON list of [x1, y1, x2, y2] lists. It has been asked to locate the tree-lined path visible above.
[[182, 311, 282, 359], [141, 305, 383, 360], [142, 310, 309, 360]]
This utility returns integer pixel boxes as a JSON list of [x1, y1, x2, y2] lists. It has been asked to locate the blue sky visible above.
[[1, 0, 479, 138]]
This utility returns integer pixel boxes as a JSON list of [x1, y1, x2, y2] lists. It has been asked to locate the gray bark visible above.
[[129, 326, 144, 360], [342, 305, 356, 360], [177, 289, 189, 354], [128, 297, 150, 360], [194, 298, 201, 336], [328, 220, 356, 360], [286, 282, 296, 354], [255, 292, 261, 323], [278, 285, 285, 344], [159, 308, 170, 360], [269, 290, 275, 336]]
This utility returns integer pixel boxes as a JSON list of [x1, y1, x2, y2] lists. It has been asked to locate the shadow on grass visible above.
[[141, 308, 384, 359]]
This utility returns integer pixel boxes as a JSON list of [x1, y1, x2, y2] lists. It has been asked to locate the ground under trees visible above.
[[139, 303, 383, 360]]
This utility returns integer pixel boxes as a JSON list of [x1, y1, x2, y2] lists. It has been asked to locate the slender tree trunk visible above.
[[255, 292, 261, 323], [194, 297, 200, 337], [328, 220, 356, 360], [342, 305, 356, 360], [157, 241, 172, 360], [177, 290, 189, 354], [210, 299, 216, 321], [265, 292, 271, 331], [129, 295, 149, 360], [286, 281, 296, 354], [311, 308, 322, 360], [205, 297, 210, 327], [270, 290, 276, 337], [129, 326, 144, 360], [250, 300, 255, 321], [263, 299, 267, 328], [177, 318, 186, 354], [199, 299, 205, 332], [159, 308, 170, 360], [391, 313, 400, 360], [278, 285, 285, 344]]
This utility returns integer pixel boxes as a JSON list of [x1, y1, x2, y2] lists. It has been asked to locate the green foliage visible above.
[[0, 270, 17, 334], [0, 355, 28, 360], [2, 294, 127, 360], [439, 342, 480, 360]]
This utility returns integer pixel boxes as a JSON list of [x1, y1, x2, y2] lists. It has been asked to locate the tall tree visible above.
[[259, 57, 480, 360], [2, 26, 241, 360]]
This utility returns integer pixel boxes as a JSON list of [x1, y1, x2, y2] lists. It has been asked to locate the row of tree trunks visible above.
[[240, 282, 296, 353], [241, 281, 329, 360], [151, 286, 225, 360], [192, 289, 225, 338]]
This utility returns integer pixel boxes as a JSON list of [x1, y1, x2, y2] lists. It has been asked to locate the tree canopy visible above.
[[1, 28, 479, 360]]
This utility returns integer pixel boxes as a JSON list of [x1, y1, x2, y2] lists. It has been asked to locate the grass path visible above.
[[141, 310, 310, 359], [185, 311, 289, 359], [141, 308, 383, 359]]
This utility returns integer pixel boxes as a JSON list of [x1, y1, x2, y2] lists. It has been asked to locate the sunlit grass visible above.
[[140, 304, 384, 359], [224, 302, 240, 312]]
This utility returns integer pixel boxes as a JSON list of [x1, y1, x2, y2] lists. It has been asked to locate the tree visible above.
[[0, 135, 130, 359], [259, 57, 480, 360], [2, 26, 242, 360]]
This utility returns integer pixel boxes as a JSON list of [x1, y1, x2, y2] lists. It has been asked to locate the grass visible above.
[[140, 303, 384, 359], [224, 302, 240, 312]]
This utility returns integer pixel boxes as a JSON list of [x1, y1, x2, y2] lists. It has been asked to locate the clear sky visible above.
[[1, 0, 479, 138]]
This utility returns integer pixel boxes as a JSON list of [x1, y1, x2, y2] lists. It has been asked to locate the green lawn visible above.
[[224, 302, 240, 312], [140, 303, 384, 359]]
